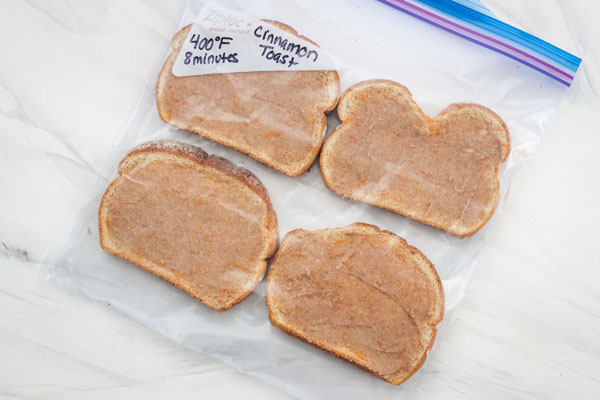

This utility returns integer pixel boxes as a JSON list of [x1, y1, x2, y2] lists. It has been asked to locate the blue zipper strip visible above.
[[416, 0, 581, 72]]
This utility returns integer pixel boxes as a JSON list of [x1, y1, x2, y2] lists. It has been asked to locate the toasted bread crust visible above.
[[266, 223, 444, 384], [156, 22, 340, 177], [99, 140, 278, 311], [321, 80, 510, 237]]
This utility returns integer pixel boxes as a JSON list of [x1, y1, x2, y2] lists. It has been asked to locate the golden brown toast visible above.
[[156, 23, 339, 177], [99, 140, 278, 311], [320, 80, 510, 237], [266, 223, 444, 384]]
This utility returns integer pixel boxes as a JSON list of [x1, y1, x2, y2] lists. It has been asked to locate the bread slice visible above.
[[320, 80, 510, 237], [99, 140, 278, 311], [156, 22, 340, 177], [266, 223, 444, 385]]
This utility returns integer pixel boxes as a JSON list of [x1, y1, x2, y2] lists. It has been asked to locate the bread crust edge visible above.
[[320, 79, 510, 237], [99, 140, 279, 311], [156, 23, 341, 177], [265, 222, 444, 385]]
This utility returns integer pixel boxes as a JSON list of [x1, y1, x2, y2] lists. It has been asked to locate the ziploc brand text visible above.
[[202, 9, 252, 32]]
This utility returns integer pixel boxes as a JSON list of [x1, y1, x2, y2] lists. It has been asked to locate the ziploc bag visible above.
[[49, 0, 581, 398]]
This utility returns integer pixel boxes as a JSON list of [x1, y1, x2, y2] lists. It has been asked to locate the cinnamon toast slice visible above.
[[266, 223, 444, 384], [156, 23, 339, 177], [320, 80, 510, 237], [99, 140, 278, 311]]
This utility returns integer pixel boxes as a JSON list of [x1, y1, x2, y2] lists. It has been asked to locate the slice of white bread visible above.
[[320, 80, 510, 237], [99, 140, 278, 311], [156, 22, 340, 177], [266, 223, 444, 385]]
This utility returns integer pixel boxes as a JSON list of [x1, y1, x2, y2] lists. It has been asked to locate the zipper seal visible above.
[[377, 0, 582, 86]]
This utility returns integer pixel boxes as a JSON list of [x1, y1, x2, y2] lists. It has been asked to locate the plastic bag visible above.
[[49, 0, 580, 398]]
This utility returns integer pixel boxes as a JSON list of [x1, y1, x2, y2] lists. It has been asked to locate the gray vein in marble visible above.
[[1, 242, 29, 262], [24, 0, 111, 34], [0, 85, 103, 181], [0, 287, 85, 319], [3, 327, 139, 387]]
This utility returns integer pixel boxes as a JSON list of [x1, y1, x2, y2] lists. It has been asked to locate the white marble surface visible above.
[[1, 0, 599, 399]]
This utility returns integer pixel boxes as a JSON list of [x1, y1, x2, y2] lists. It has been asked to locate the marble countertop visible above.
[[1, 0, 599, 399]]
